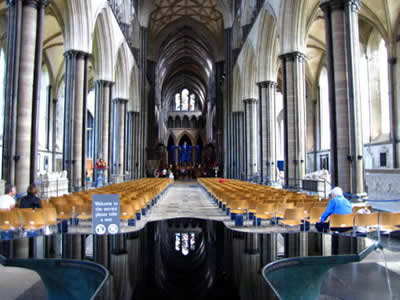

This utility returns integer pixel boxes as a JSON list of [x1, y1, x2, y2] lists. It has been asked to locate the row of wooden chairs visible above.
[[0, 179, 172, 232], [47, 178, 172, 222], [199, 178, 329, 225], [199, 178, 400, 234], [0, 206, 58, 231]]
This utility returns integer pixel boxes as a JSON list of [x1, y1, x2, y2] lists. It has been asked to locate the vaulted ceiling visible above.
[[149, 0, 223, 37]]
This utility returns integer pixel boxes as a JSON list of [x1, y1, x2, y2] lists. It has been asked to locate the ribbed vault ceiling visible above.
[[150, 0, 223, 37]]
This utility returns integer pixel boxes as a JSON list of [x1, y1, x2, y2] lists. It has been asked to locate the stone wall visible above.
[[363, 143, 393, 169], [365, 169, 400, 200], [38, 172, 69, 199]]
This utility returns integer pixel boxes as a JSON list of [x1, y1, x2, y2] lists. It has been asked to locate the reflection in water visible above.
[[0, 219, 370, 300]]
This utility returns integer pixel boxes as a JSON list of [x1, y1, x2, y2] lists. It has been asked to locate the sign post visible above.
[[92, 194, 120, 235]]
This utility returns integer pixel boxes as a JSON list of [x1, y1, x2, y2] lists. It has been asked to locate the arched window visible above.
[[363, 35, 391, 143], [181, 88, 189, 111], [175, 93, 181, 111], [319, 68, 330, 150], [276, 91, 284, 161], [86, 90, 95, 159], [0, 49, 5, 175], [189, 94, 195, 111], [56, 81, 65, 154], [378, 40, 390, 136], [38, 65, 50, 150], [174, 88, 198, 112], [360, 51, 370, 143], [175, 232, 196, 256]]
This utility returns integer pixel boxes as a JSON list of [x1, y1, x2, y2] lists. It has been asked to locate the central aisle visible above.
[[148, 181, 227, 221]]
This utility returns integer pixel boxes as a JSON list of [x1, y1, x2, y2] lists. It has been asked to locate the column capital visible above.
[[243, 98, 258, 104], [388, 57, 397, 65], [64, 50, 90, 60], [113, 98, 128, 103], [257, 81, 277, 89], [320, 0, 360, 13], [279, 51, 306, 62], [8, 0, 49, 8], [96, 80, 114, 87]]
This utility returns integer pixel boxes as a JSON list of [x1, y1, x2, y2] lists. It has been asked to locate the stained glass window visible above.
[[175, 232, 196, 256], [181, 89, 189, 111], [189, 94, 195, 111], [175, 93, 181, 111]]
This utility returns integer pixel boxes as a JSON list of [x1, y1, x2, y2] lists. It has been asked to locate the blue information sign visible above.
[[92, 194, 120, 235]]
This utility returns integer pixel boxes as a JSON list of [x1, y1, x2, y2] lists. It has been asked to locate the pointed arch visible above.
[[92, 6, 123, 81], [129, 65, 140, 112], [256, 7, 280, 82], [114, 42, 135, 100], [241, 43, 258, 101], [63, 0, 92, 52], [232, 64, 242, 112]]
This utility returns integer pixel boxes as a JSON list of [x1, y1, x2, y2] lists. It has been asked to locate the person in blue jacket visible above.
[[316, 186, 352, 232]]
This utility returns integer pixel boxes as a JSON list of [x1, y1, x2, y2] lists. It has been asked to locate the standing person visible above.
[[315, 187, 352, 232], [0, 184, 16, 210], [20, 184, 42, 209]]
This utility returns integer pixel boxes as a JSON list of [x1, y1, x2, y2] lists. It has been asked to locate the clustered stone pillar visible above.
[[388, 57, 400, 168], [63, 50, 89, 191], [280, 52, 307, 188], [118, 99, 128, 179], [224, 28, 233, 178], [130, 112, 140, 179], [244, 98, 259, 179], [321, 0, 365, 195], [94, 80, 112, 183], [258, 81, 277, 184], [232, 111, 246, 179], [2, 0, 48, 192]]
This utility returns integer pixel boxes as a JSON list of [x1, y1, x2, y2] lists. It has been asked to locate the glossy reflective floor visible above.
[[1, 182, 400, 300]]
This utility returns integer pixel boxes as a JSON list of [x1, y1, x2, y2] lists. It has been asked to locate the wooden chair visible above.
[[43, 206, 59, 226], [329, 214, 355, 233], [19, 209, 46, 230], [280, 208, 305, 228], [120, 204, 135, 220], [378, 212, 400, 237], [308, 207, 326, 225], [54, 204, 73, 220], [0, 210, 19, 230], [255, 203, 275, 220], [76, 203, 92, 220]]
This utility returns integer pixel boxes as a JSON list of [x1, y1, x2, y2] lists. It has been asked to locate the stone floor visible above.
[[150, 181, 400, 300]]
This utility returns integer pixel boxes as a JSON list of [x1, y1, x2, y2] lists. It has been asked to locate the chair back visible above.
[[329, 214, 355, 228], [354, 212, 378, 227]]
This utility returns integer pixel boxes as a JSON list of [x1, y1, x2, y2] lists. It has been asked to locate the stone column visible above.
[[30, 0, 46, 183], [244, 98, 259, 179], [126, 111, 133, 179], [224, 28, 233, 178], [321, 0, 365, 195], [279, 52, 307, 188], [2, 0, 48, 192], [232, 112, 238, 178], [118, 99, 128, 179], [258, 81, 277, 184], [388, 57, 399, 168], [52, 98, 58, 171], [133, 111, 140, 179], [237, 111, 246, 180], [139, 26, 148, 178], [63, 50, 89, 191], [94, 80, 112, 183]]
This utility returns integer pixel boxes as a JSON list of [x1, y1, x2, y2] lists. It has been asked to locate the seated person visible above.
[[19, 184, 42, 209], [316, 187, 352, 232], [0, 184, 16, 210]]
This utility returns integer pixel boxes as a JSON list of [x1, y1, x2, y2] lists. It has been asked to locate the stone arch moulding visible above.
[[176, 130, 197, 146]]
